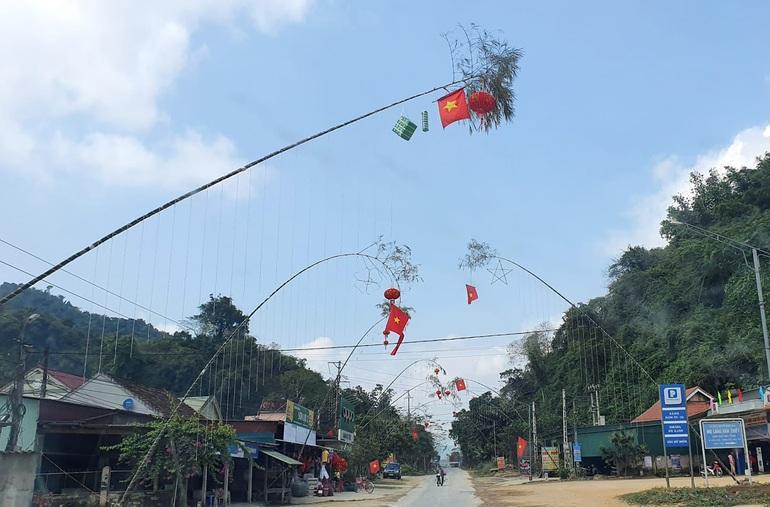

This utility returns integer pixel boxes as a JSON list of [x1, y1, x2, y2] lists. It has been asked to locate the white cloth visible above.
[[319, 464, 329, 480]]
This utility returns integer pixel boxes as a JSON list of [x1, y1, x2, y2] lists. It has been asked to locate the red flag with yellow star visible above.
[[455, 378, 467, 391], [466, 284, 478, 305], [384, 304, 410, 356], [437, 88, 470, 128], [517, 437, 528, 459]]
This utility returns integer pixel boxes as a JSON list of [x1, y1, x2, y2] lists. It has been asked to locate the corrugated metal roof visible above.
[[262, 449, 301, 465]]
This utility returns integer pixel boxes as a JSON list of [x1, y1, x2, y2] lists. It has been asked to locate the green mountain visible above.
[[452, 154, 770, 466]]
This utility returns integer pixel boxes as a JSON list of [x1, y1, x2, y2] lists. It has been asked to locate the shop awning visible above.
[[262, 449, 302, 466]]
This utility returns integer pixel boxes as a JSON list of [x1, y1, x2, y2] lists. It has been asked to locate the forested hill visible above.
[[451, 154, 770, 466], [0, 282, 166, 384]]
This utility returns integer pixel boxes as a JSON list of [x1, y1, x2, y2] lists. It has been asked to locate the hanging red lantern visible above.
[[444, 390, 451, 396], [384, 288, 400, 301], [383, 338, 389, 346], [435, 390, 441, 396], [424, 421, 430, 428], [468, 91, 496, 116], [434, 368, 440, 375]]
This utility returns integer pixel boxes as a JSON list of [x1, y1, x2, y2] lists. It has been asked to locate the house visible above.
[[631, 386, 713, 423], [60, 373, 197, 418], [0, 367, 85, 400], [183, 395, 222, 421]]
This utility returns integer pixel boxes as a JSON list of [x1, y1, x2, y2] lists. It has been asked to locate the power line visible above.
[[0, 238, 196, 333]]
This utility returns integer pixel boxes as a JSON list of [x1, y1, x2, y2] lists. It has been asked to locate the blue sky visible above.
[[2, 1, 770, 433]]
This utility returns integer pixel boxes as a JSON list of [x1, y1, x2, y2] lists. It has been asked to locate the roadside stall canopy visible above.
[[262, 449, 301, 466]]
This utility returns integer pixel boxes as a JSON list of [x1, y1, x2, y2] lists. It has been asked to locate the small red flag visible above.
[[437, 89, 470, 128], [466, 284, 478, 305], [369, 460, 381, 475], [383, 304, 410, 356], [455, 378, 467, 391], [516, 437, 528, 459]]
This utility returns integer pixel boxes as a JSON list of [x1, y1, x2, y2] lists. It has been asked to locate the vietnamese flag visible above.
[[516, 437, 528, 459], [384, 304, 410, 356], [466, 284, 479, 305], [437, 88, 470, 128], [455, 378, 467, 391]]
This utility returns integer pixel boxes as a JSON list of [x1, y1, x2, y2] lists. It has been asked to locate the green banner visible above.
[[339, 397, 355, 434], [286, 400, 314, 429]]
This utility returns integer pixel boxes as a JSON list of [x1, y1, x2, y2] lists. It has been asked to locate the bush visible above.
[[401, 464, 418, 476]]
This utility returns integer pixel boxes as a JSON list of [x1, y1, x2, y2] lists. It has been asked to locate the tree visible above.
[[600, 431, 647, 476], [106, 415, 235, 507]]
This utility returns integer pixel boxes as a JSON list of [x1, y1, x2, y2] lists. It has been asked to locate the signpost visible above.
[[699, 418, 751, 487], [572, 442, 582, 464], [659, 384, 691, 488]]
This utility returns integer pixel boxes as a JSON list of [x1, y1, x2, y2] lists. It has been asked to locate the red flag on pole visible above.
[[466, 284, 479, 305], [437, 89, 470, 128], [383, 304, 410, 356], [455, 378, 467, 391], [516, 437, 528, 459]]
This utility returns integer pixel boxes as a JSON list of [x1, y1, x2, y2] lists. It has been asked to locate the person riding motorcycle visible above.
[[435, 464, 445, 486]]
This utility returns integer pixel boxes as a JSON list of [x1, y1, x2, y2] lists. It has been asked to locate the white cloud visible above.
[[0, 0, 313, 188], [606, 124, 770, 253], [51, 130, 243, 190]]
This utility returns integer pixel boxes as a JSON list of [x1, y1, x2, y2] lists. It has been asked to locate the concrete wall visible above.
[[0, 394, 40, 451], [0, 451, 41, 507]]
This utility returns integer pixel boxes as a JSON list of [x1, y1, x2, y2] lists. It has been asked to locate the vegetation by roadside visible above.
[[621, 484, 770, 506]]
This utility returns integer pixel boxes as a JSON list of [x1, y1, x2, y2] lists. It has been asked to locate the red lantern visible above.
[[383, 338, 389, 346], [435, 390, 441, 396], [445, 390, 451, 396], [384, 288, 400, 301], [434, 368, 440, 375], [469, 91, 496, 116]]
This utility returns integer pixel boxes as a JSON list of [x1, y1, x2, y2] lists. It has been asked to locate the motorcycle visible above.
[[436, 472, 445, 486]]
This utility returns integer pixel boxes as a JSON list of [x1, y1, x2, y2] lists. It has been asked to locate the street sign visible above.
[[659, 384, 689, 448], [572, 442, 582, 463], [701, 419, 745, 449], [699, 418, 752, 487]]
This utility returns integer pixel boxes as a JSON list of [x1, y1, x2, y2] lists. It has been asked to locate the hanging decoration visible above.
[[455, 378, 467, 391], [444, 390, 451, 396], [437, 88, 470, 128], [434, 368, 441, 375], [383, 304, 410, 355], [421, 110, 429, 132], [466, 284, 478, 305], [468, 91, 497, 117], [384, 287, 401, 301], [393, 116, 418, 140]]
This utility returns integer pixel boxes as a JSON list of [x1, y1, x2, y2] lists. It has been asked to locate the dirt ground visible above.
[[472, 473, 770, 507], [288, 476, 422, 507]]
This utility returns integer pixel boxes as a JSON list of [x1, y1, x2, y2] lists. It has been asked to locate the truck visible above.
[[449, 450, 461, 468]]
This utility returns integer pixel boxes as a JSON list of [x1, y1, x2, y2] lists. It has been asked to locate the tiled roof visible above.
[[47, 369, 86, 390], [631, 387, 713, 423]]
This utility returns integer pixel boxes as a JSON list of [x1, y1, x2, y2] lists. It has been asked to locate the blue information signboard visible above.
[[572, 442, 582, 463], [701, 420, 745, 449], [659, 384, 689, 448]]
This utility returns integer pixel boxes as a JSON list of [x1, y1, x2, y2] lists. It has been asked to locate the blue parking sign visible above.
[[659, 384, 689, 448]]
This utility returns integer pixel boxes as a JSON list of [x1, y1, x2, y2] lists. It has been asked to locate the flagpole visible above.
[[0, 78, 472, 308]]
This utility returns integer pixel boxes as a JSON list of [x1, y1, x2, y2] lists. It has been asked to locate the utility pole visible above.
[[406, 390, 411, 422], [330, 361, 342, 434], [493, 420, 497, 459], [752, 248, 770, 380], [528, 403, 532, 481], [562, 389, 570, 471], [532, 401, 538, 478], [40, 346, 50, 399], [573, 399, 578, 474], [6, 313, 39, 452]]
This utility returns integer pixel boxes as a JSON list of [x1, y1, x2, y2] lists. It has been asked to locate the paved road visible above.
[[394, 468, 481, 507]]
